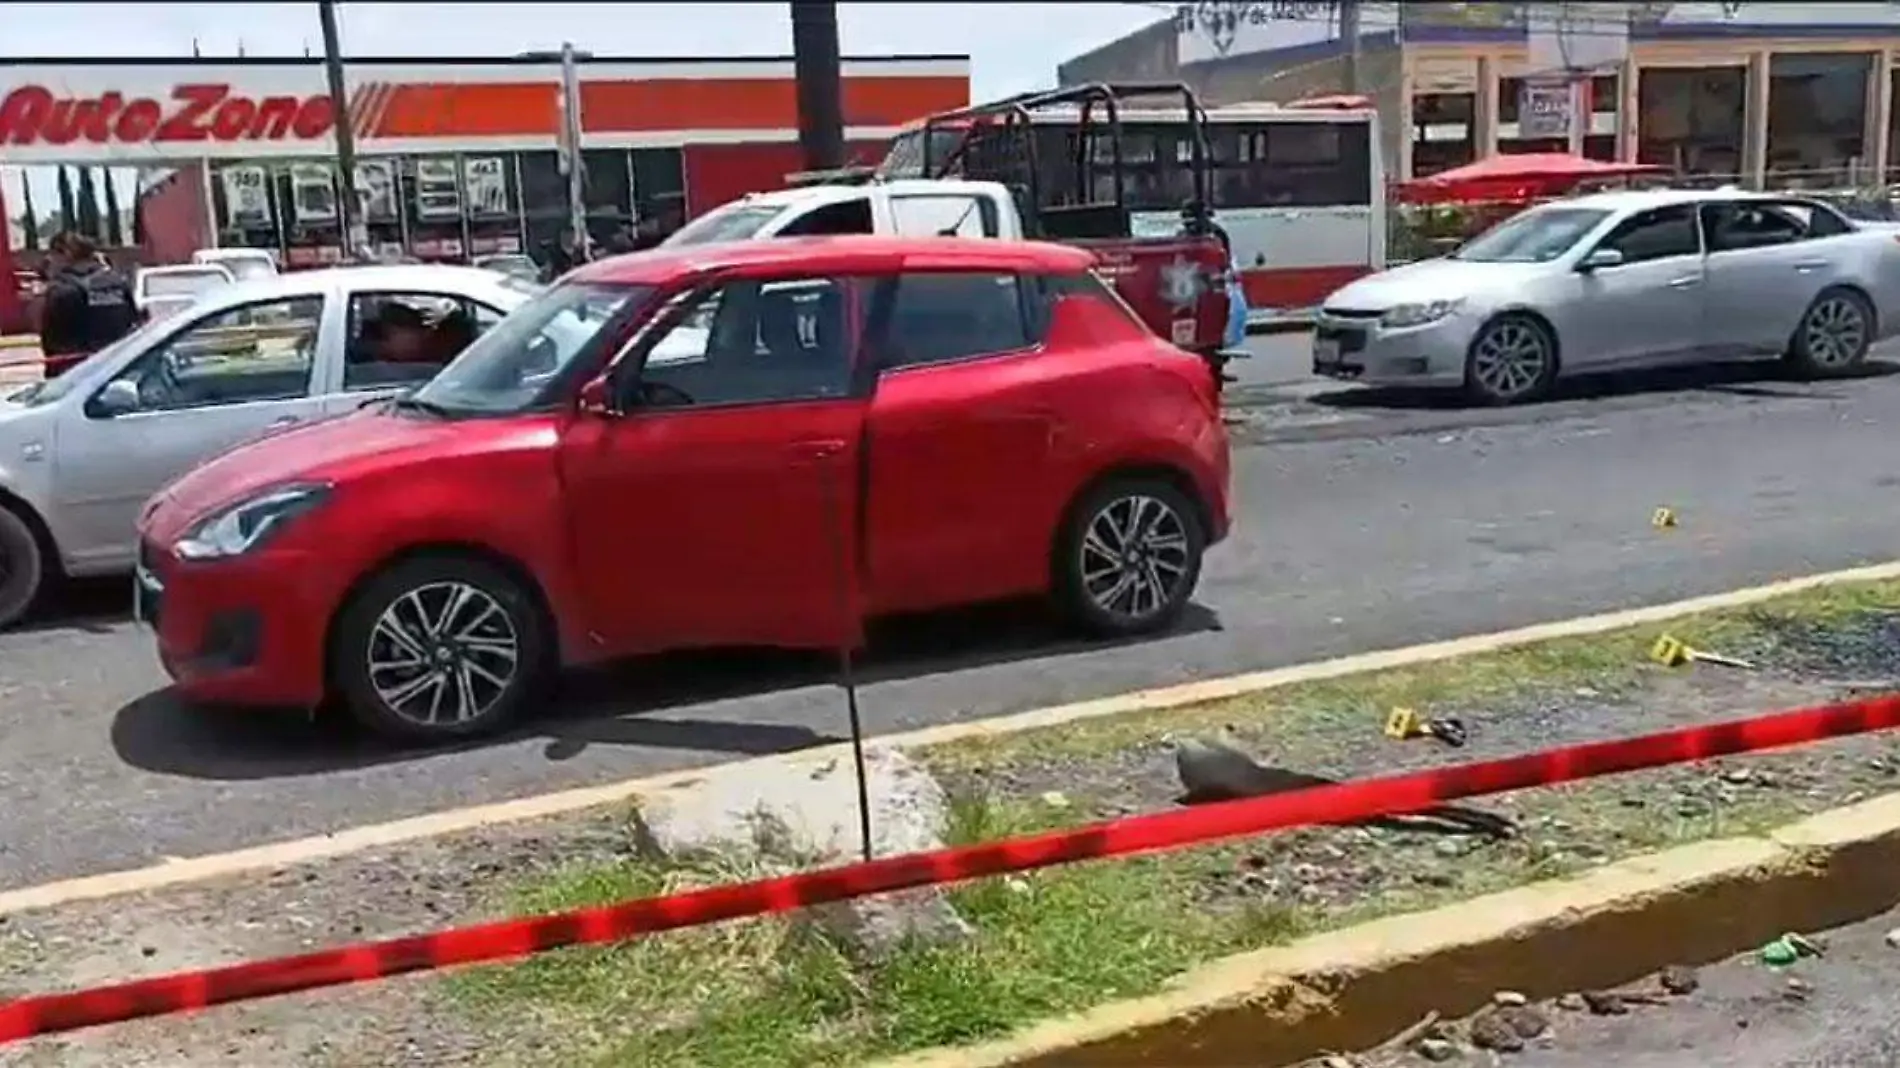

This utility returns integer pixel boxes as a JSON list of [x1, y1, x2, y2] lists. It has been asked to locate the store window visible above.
[[633, 148, 687, 239], [1767, 52, 1873, 189], [212, 161, 283, 254], [1636, 67, 1746, 180], [403, 154, 469, 261], [455, 155, 521, 259], [517, 151, 570, 267], [582, 147, 633, 248], [1411, 92, 1476, 177], [1498, 75, 1619, 160], [1889, 67, 1900, 184]]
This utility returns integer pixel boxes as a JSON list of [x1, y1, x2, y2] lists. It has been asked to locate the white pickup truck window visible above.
[[889, 195, 995, 238]]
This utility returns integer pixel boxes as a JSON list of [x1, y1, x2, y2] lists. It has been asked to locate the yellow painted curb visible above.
[[870, 792, 1900, 1068], [1, 561, 1898, 918]]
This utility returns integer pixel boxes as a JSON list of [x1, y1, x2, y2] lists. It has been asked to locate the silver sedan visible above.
[[1314, 189, 1900, 404], [0, 264, 536, 627]]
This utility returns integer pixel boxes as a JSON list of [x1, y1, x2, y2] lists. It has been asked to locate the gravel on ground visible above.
[[1340, 899, 1900, 1068], [6, 582, 1900, 1067]]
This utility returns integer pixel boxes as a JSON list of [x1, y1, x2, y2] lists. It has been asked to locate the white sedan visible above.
[[0, 264, 536, 627], [1316, 188, 1900, 404]]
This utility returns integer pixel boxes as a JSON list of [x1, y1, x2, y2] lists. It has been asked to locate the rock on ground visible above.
[[629, 745, 972, 955]]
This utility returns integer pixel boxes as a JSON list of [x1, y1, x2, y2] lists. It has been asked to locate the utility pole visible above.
[[1562, 5, 1588, 157], [791, 0, 844, 173], [1340, 0, 1362, 96], [557, 43, 589, 258], [1567, 76, 1589, 156], [317, 0, 365, 256]]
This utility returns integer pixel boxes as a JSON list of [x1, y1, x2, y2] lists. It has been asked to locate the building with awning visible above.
[[1059, 2, 1900, 189]]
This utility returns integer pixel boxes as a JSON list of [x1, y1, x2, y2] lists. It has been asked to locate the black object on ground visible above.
[[1171, 735, 1517, 838]]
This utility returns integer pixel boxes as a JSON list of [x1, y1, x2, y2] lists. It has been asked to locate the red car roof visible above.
[[570, 235, 1095, 285]]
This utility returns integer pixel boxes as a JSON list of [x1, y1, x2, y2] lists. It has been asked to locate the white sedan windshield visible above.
[[1453, 207, 1612, 264]]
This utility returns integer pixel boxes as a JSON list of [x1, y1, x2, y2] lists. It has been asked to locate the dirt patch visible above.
[[0, 814, 632, 1067]]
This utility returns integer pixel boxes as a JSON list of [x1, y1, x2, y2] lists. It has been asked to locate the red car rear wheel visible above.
[[1055, 476, 1206, 638]]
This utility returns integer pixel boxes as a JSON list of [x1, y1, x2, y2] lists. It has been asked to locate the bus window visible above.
[[1080, 122, 1202, 211], [1029, 126, 1081, 207], [1215, 121, 1371, 208]]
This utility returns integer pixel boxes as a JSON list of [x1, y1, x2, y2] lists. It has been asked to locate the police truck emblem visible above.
[[1161, 257, 1204, 309]]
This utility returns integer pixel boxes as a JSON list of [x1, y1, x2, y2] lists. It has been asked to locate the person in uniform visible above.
[[37, 232, 139, 379]]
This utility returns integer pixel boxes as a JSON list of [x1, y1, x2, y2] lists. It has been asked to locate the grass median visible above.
[[444, 578, 1900, 1068]]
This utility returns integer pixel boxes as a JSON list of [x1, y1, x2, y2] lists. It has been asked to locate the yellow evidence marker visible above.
[[1385, 706, 1421, 739], [1650, 633, 1753, 670], [1650, 634, 1690, 667], [1652, 506, 1678, 529]]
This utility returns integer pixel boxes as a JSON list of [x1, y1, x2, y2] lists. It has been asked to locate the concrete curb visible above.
[[870, 792, 1900, 1068], [2, 561, 1897, 917]]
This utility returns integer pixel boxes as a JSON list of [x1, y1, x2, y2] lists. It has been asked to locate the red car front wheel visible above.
[[329, 554, 550, 743]]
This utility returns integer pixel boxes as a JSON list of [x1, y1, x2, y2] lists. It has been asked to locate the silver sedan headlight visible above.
[[1381, 299, 1465, 328]]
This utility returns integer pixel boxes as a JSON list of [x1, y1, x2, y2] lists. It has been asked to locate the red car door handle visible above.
[[788, 439, 845, 461]]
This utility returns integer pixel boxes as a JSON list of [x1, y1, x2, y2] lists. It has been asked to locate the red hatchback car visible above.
[[135, 236, 1232, 742]]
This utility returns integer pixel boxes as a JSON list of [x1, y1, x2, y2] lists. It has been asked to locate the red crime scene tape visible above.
[[3, 691, 1898, 1044]]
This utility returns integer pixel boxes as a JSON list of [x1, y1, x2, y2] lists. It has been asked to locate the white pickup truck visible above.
[[666, 178, 1026, 245], [662, 177, 1234, 357]]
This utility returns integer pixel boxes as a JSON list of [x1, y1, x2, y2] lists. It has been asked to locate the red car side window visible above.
[[880, 272, 1034, 370], [632, 275, 865, 408]]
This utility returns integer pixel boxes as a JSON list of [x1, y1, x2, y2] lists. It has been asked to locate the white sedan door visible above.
[[49, 290, 335, 572], [1566, 204, 1708, 368], [1699, 201, 1845, 354], [315, 289, 508, 416]]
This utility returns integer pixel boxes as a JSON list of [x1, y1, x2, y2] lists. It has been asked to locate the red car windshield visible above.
[[409, 280, 654, 414]]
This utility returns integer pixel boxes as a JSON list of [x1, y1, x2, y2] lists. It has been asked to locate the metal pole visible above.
[[791, 0, 845, 172], [1340, 0, 1362, 95], [558, 42, 589, 259], [317, 0, 365, 254], [197, 159, 220, 249], [1568, 75, 1589, 156]]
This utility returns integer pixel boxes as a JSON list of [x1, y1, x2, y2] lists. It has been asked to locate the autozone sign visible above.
[[0, 83, 336, 149]]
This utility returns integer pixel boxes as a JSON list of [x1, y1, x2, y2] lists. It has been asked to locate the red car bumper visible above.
[[142, 540, 333, 708]]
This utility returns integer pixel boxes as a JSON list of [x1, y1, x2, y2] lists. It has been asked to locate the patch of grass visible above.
[[443, 577, 1900, 1068], [922, 578, 1900, 771], [447, 793, 1271, 1068]]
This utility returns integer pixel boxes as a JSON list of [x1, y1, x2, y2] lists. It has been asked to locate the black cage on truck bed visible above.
[[910, 82, 1215, 243]]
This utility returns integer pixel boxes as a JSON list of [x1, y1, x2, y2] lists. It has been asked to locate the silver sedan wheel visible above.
[[1470, 320, 1551, 400], [1801, 294, 1868, 368], [367, 581, 520, 727], [1079, 494, 1192, 622]]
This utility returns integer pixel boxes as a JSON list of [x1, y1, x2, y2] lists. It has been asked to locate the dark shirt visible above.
[[39, 260, 138, 357]]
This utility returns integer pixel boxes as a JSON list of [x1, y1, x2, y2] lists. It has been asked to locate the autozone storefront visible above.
[[0, 55, 968, 269]]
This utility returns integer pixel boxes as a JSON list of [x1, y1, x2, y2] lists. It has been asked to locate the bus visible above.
[[877, 94, 1386, 326]]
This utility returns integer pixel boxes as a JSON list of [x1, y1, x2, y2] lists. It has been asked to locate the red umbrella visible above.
[[1398, 153, 1665, 206]]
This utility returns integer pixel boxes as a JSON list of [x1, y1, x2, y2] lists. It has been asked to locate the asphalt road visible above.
[[4, 346, 1900, 892], [1506, 904, 1900, 1068]]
